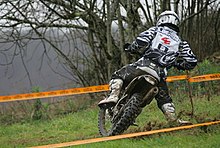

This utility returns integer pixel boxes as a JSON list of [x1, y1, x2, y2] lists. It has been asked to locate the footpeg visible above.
[[131, 123, 138, 126]]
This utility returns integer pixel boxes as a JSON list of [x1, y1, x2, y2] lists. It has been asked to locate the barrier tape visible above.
[[0, 85, 109, 103], [188, 73, 220, 82], [166, 73, 220, 82], [0, 73, 219, 103], [165, 75, 187, 82], [30, 120, 220, 148]]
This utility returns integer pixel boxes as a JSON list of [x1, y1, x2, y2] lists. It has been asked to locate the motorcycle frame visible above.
[[115, 74, 159, 109]]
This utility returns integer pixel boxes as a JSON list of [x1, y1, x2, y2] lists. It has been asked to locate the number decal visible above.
[[158, 43, 169, 52]]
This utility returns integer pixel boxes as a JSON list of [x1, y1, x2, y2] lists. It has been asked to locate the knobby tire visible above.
[[98, 94, 143, 136]]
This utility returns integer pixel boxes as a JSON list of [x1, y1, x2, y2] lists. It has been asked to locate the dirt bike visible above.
[[98, 71, 160, 136]]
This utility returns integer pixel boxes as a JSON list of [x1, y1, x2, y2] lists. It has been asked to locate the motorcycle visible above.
[[98, 69, 160, 136]]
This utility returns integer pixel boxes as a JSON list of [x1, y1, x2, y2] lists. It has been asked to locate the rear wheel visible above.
[[98, 94, 144, 136], [109, 93, 143, 136]]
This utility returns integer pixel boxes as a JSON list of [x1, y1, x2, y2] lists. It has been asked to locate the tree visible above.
[[0, 0, 219, 91]]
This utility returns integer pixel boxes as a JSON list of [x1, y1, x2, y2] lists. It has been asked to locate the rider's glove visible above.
[[174, 59, 194, 70], [174, 62, 185, 70], [123, 43, 131, 52], [123, 43, 138, 55]]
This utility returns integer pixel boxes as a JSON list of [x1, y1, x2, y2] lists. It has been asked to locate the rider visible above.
[[98, 10, 197, 124]]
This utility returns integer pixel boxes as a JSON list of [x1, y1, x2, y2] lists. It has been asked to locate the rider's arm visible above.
[[175, 41, 197, 70], [127, 27, 156, 52]]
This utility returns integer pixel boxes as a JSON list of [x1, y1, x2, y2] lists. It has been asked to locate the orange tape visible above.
[[166, 75, 187, 82], [30, 120, 220, 148], [0, 73, 219, 103], [0, 85, 109, 103], [188, 73, 220, 82]]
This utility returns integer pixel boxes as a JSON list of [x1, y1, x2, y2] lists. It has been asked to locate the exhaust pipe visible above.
[[140, 87, 159, 107]]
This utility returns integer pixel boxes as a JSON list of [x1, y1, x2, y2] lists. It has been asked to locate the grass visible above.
[[0, 95, 219, 148], [0, 60, 219, 147], [75, 126, 220, 148]]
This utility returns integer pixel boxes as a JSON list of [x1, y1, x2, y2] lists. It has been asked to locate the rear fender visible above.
[[125, 74, 158, 95], [117, 75, 158, 106]]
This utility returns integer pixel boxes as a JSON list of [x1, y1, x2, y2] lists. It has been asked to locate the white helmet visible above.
[[156, 11, 180, 26]]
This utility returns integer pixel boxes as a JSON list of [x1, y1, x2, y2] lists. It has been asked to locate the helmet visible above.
[[156, 11, 180, 26]]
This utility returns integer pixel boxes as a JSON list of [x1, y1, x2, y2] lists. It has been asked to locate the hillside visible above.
[[0, 60, 220, 147], [0, 95, 220, 147]]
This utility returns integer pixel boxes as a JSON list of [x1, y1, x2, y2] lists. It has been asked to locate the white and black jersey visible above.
[[110, 24, 198, 110], [130, 26, 197, 69]]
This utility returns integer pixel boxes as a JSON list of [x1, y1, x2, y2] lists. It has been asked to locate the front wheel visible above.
[[98, 107, 114, 136]]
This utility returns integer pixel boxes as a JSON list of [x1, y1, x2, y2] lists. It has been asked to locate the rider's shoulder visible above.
[[147, 26, 157, 31], [140, 26, 157, 35]]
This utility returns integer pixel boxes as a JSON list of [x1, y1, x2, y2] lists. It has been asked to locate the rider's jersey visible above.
[[131, 26, 197, 68]]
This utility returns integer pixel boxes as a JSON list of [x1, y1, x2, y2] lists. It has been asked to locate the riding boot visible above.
[[162, 103, 191, 125], [98, 79, 123, 108]]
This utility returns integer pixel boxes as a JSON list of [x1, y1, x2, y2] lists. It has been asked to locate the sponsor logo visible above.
[[161, 37, 171, 44]]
